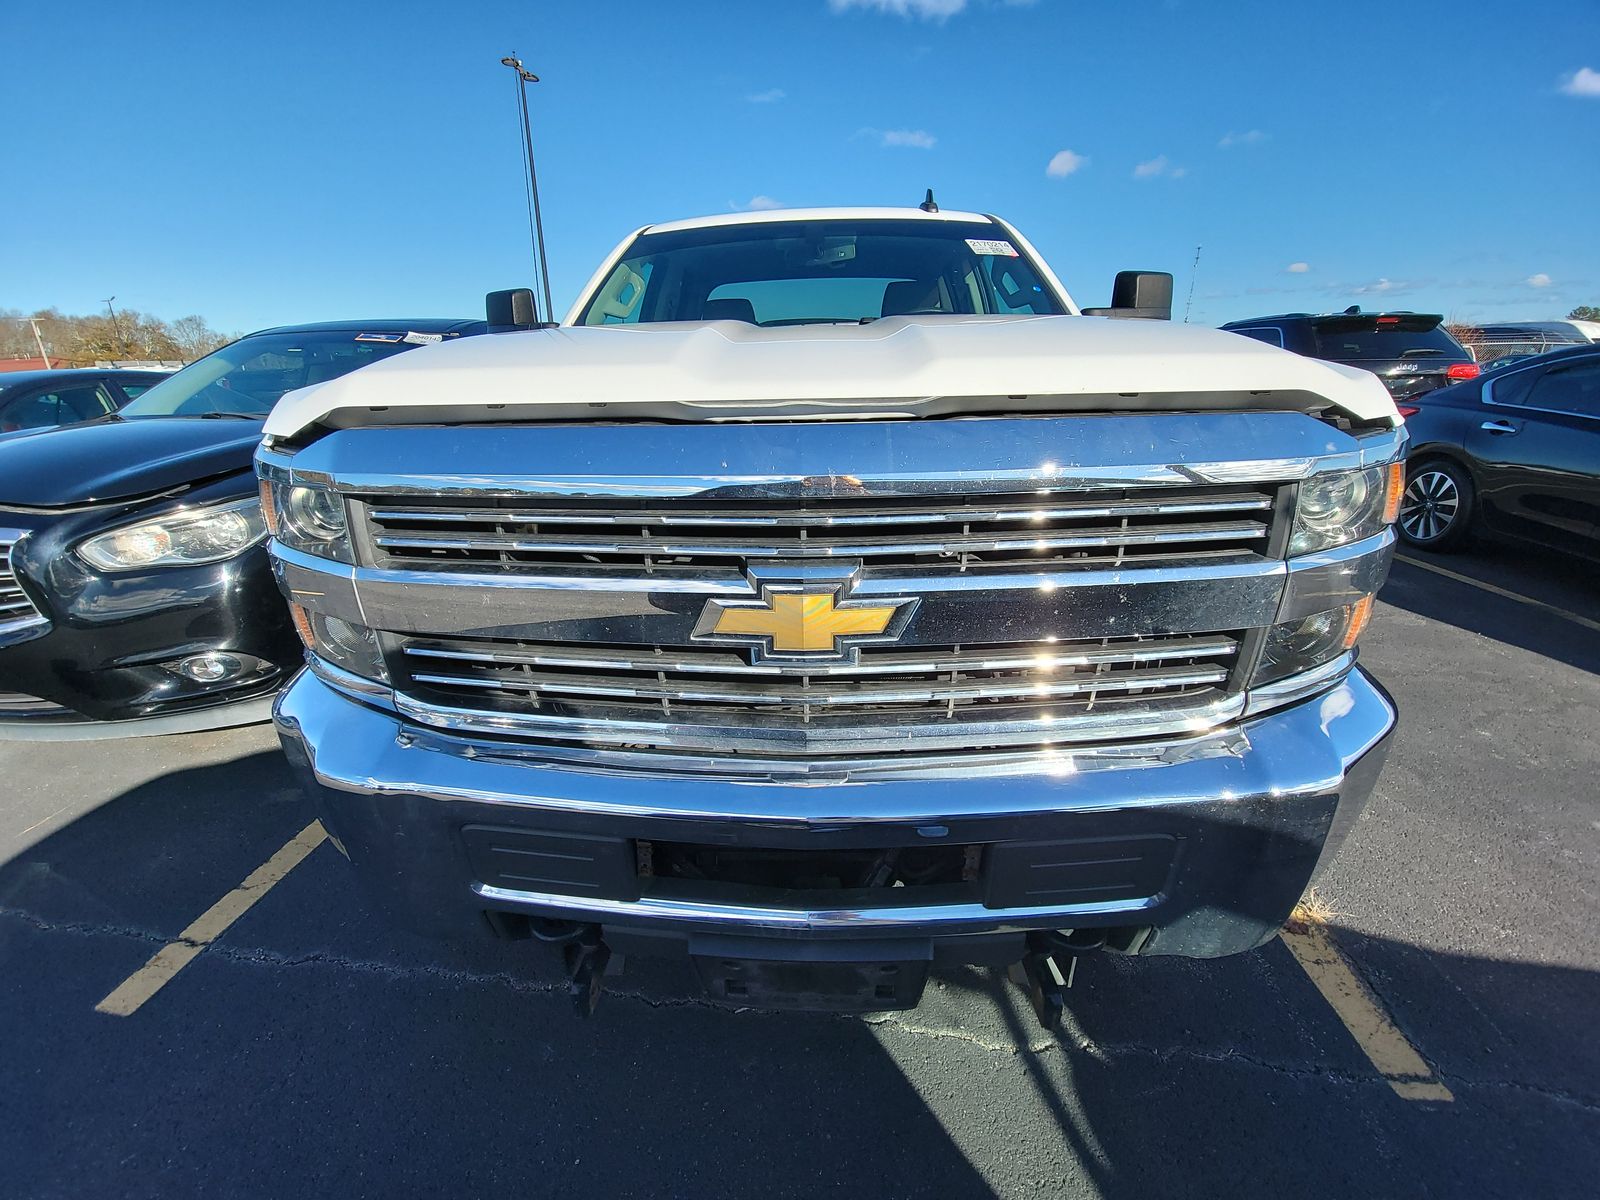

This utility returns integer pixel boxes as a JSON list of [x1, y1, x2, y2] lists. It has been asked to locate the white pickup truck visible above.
[[257, 206, 1402, 1020]]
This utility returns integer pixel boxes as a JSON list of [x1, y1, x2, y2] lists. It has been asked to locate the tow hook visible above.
[[563, 928, 611, 1018], [1009, 931, 1090, 1030]]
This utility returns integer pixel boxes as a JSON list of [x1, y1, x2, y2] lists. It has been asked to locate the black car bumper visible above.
[[0, 520, 300, 724]]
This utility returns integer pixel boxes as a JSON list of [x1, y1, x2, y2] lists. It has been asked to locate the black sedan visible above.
[[0, 319, 482, 736], [1396, 344, 1600, 556], [0, 367, 171, 435]]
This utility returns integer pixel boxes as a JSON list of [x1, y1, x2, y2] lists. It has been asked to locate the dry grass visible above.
[[1286, 887, 1340, 934]]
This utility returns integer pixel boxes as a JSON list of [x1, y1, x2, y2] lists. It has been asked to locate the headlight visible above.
[[261, 478, 353, 563], [78, 499, 267, 572], [1289, 462, 1404, 556], [290, 604, 389, 682], [1252, 595, 1375, 685]]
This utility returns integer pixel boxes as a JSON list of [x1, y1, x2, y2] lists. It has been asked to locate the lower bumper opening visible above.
[[462, 825, 1179, 916]]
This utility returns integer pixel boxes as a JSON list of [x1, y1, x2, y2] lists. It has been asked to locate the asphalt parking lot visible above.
[[2, 540, 1596, 1199]]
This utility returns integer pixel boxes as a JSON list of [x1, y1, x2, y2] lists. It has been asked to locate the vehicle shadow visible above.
[[0, 751, 1002, 1199], [4, 756, 1597, 1198], [932, 932, 1600, 1199], [1380, 542, 1600, 676]]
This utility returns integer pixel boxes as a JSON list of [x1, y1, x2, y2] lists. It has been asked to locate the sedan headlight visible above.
[[78, 499, 268, 572], [1289, 462, 1404, 557], [260, 479, 353, 563]]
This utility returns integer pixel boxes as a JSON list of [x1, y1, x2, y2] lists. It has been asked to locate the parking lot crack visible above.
[[0, 903, 174, 949]]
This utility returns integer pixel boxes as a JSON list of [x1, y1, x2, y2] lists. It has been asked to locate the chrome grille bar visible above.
[[367, 493, 1272, 529], [400, 633, 1240, 678], [407, 662, 1229, 707], [371, 519, 1267, 560], [392, 631, 1243, 735], [362, 485, 1278, 574]]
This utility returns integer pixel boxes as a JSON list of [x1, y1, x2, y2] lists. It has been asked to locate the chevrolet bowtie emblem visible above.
[[693, 567, 919, 665]]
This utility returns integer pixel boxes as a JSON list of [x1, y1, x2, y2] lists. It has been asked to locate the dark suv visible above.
[[1222, 309, 1479, 401]]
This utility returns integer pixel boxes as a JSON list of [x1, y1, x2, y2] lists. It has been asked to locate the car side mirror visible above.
[[1082, 271, 1173, 321], [486, 288, 542, 331]]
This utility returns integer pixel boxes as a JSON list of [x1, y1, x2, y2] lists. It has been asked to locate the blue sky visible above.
[[3, 0, 1597, 332]]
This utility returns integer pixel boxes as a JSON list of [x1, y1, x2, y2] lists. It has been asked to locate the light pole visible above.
[[501, 53, 555, 325], [103, 296, 131, 358], [19, 317, 52, 367]]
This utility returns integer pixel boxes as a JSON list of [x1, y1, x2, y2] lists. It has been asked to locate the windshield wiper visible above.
[[196, 411, 266, 420], [1399, 348, 1445, 357]]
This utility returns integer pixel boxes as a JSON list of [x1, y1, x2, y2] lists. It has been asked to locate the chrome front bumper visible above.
[[274, 664, 1395, 960]]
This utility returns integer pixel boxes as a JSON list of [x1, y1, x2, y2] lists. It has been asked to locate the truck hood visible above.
[[0, 417, 262, 508], [262, 315, 1398, 439]]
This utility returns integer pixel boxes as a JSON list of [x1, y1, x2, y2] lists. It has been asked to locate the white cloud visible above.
[[1218, 129, 1267, 149], [1133, 155, 1184, 179], [1527, 272, 1553, 288], [1353, 278, 1408, 295], [829, 0, 967, 19], [1559, 67, 1600, 97], [1045, 149, 1087, 178], [1286, 262, 1310, 274], [747, 88, 786, 103], [732, 195, 785, 211], [879, 128, 937, 149]]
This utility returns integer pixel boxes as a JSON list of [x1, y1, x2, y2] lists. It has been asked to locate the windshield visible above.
[[118, 331, 419, 419], [577, 219, 1066, 327]]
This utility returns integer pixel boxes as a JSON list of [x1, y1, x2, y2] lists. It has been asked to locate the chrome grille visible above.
[[391, 630, 1243, 754], [360, 487, 1276, 575], [0, 535, 47, 636]]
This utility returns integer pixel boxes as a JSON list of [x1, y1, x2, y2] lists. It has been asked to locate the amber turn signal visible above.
[[288, 601, 315, 649], [1380, 462, 1404, 526], [258, 478, 279, 537], [1342, 594, 1376, 649]]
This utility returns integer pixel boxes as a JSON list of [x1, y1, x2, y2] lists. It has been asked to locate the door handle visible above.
[[1480, 419, 1519, 434]]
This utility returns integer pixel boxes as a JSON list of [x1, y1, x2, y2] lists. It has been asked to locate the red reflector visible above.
[[1376, 316, 1401, 325], [1397, 404, 1421, 418], [1447, 363, 1481, 380]]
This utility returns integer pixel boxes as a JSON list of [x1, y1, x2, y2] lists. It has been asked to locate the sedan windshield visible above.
[[577, 218, 1066, 327], [119, 331, 417, 419]]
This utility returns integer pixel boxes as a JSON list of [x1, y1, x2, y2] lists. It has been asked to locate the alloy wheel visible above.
[[1399, 469, 1460, 543]]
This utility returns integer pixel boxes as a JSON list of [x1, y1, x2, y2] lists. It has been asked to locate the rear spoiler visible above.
[[1314, 313, 1444, 335]]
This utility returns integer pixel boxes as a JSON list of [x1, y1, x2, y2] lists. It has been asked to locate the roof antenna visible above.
[[919, 188, 939, 213]]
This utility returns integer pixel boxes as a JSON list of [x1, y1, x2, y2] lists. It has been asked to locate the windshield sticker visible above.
[[355, 332, 403, 343], [966, 238, 1019, 258], [402, 331, 445, 345]]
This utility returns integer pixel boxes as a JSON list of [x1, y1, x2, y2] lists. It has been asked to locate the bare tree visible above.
[[167, 314, 231, 361], [1, 305, 230, 365]]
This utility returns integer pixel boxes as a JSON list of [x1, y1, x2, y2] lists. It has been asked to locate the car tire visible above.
[[1398, 458, 1474, 551]]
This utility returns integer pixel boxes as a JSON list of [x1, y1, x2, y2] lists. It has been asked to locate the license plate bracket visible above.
[[692, 954, 930, 1011]]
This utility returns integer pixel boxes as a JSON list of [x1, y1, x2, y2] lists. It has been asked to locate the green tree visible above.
[[1567, 305, 1600, 321]]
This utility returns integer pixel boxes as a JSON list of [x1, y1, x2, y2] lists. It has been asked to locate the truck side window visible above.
[[985, 258, 1054, 315], [585, 262, 654, 325]]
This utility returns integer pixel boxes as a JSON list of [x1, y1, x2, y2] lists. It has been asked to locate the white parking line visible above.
[[94, 821, 327, 1017], [1395, 554, 1600, 635]]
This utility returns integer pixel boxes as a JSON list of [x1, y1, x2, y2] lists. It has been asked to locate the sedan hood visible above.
[[0, 417, 263, 507], [262, 315, 1400, 439]]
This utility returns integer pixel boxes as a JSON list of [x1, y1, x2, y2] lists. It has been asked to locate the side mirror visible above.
[[486, 288, 540, 331], [1082, 271, 1174, 321]]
